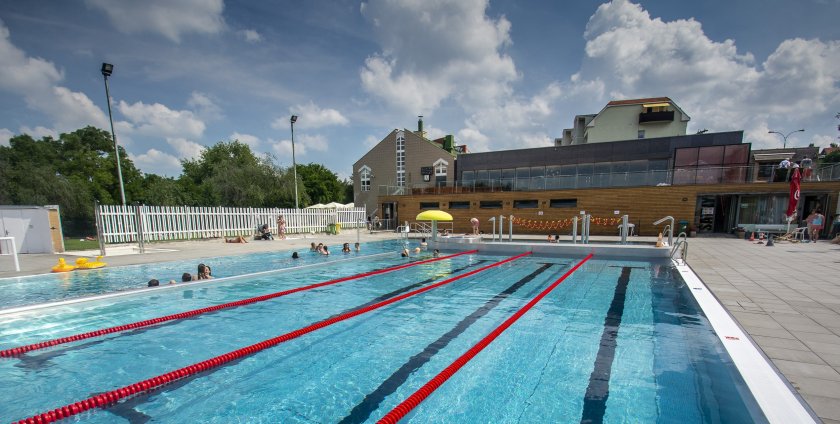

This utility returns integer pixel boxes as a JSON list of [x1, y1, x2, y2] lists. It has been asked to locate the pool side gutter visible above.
[[676, 261, 820, 424]]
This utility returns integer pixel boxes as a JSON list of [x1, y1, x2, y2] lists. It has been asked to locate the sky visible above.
[[1, 0, 839, 179]]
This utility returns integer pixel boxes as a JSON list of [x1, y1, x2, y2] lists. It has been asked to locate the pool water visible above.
[[0, 252, 766, 423], [0, 240, 405, 310]]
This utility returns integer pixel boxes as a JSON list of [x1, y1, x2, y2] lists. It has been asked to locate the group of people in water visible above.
[[148, 263, 213, 287]]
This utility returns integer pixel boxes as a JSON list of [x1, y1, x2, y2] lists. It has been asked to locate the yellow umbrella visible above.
[[415, 210, 453, 221], [415, 210, 453, 241]]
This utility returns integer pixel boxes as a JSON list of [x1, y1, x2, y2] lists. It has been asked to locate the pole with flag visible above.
[[786, 167, 801, 233]]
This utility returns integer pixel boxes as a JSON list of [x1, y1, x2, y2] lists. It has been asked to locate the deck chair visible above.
[[776, 227, 807, 243]]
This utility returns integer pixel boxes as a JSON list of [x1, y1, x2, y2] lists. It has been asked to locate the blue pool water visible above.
[[0, 240, 405, 310], [0, 251, 766, 423]]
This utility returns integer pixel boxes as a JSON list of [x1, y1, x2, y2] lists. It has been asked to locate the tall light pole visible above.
[[768, 129, 805, 149], [101, 63, 126, 205], [290, 115, 299, 210]]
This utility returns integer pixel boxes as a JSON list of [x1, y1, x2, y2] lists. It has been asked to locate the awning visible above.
[[753, 152, 794, 162], [642, 102, 671, 108], [416, 210, 453, 221]]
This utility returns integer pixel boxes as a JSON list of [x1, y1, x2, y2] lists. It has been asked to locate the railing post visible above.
[[94, 200, 106, 257], [134, 203, 146, 254], [621, 214, 629, 245], [572, 216, 578, 244], [499, 214, 504, 241], [489, 217, 496, 241], [508, 215, 513, 242]]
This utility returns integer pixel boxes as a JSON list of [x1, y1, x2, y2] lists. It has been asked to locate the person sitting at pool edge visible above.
[[147, 279, 160, 287]]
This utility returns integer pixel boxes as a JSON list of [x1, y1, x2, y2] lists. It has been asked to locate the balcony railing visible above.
[[377, 163, 840, 196], [639, 110, 675, 123]]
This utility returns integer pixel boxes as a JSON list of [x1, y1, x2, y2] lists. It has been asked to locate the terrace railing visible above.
[[96, 205, 367, 244], [380, 163, 840, 196]]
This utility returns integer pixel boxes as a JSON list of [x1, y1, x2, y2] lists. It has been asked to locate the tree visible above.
[[296, 163, 351, 205]]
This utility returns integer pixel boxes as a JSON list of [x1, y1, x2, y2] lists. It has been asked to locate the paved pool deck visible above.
[[1, 233, 838, 422], [688, 237, 840, 424]]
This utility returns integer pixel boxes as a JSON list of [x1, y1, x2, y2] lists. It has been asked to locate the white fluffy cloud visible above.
[[0, 128, 13, 146], [240, 29, 262, 43], [118, 100, 205, 139], [166, 137, 204, 160], [271, 134, 329, 159], [130, 148, 183, 176], [187, 91, 222, 121], [85, 0, 226, 42], [230, 132, 261, 149], [0, 21, 109, 133], [359, 0, 517, 114], [571, 0, 840, 149], [273, 102, 349, 130]]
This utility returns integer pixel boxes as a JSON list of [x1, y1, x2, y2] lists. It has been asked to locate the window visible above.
[[419, 202, 440, 209], [359, 166, 371, 192], [480, 201, 503, 209], [434, 159, 448, 184], [638, 130, 645, 139], [449, 201, 470, 209], [396, 131, 406, 186], [514, 200, 538, 209], [550, 199, 577, 208]]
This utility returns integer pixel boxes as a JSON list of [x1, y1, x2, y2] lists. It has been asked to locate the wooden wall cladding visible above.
[[383, 181, 840, 236]]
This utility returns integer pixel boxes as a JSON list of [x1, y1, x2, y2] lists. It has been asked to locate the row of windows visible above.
[[461, 160, 670, 182], [419, 199, 578, 210]]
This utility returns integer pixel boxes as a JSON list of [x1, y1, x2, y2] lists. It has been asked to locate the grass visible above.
[[63, 238, 100, 251]]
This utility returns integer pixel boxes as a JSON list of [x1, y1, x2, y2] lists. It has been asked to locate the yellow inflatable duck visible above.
[[76, 256, 107, 270], [51, 258, 77, 273]]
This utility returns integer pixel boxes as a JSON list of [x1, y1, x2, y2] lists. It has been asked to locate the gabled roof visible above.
[[590, 97, 690, 126]]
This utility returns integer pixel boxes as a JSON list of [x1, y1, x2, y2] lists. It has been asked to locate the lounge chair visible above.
[[775, 227, 807, 243]]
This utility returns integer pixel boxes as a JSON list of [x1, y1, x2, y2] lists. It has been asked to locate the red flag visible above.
[[786, 168, 800, 218]]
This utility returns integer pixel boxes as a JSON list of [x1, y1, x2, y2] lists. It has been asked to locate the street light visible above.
[[290, 115, 299, 210], [101, 62, 126, 205], [768, 129, 805, 149]]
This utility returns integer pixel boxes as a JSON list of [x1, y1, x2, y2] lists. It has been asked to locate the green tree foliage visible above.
[[0, 127, 142, 235], [296, 163, 352, 205], [823, 150, 840, 164], [180, 141, 306, 207]]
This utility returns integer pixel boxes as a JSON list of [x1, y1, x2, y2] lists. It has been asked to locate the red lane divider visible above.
[[0, 250, 478, 358], [15, 251, 531, 424], [377, 253, 594, 424]]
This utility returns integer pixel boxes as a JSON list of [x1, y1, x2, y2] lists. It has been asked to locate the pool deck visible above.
[[1, 233, 839, 422]]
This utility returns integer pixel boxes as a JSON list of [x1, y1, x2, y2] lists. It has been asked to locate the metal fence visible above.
[[96, 205, 367, 244]]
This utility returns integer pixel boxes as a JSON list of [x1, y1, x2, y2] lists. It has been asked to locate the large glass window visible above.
[[449, 201, 470, 209], [514, 199, 539, 208], [738, 195, 790, 226], [419, 202, 440, 210], [359, 167, 371, 192], [698, 146, 725, 166], [480, 201, 503, 209]]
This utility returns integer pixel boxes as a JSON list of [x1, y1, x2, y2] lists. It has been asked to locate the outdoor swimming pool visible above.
[[0, 249, 779, 423], [0, 240, 405, 310]]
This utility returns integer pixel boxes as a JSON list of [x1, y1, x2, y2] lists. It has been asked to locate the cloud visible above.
[[0, 21, 109, 132], [359, 0, 517, 114], [85, 0, 226, 42], [19, 126, 58, 140], [166, 137, 204, 160], [271, 134, 329, 159], [130, 148, 183, 177], [363, 135, 379, 148], [230, 132, 261, 149], [118, 100, 205, 139], [274, 102, 349, 129], [0, 128, 13, 146], [239, 29, 262, 43], [187, 91, 223, 121], [568, 0, 840, 145]]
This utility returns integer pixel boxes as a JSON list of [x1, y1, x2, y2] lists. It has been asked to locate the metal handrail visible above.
[[670, 232, 688, 264], [654, 216, 675, 246]]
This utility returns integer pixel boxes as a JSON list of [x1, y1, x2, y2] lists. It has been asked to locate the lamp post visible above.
[[768, 129, 805, 149], [101, 62, 126, 205], [290, 115, 299, 210]]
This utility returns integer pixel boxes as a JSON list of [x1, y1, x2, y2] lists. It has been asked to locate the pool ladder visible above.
[[670, 232, 688, 265]]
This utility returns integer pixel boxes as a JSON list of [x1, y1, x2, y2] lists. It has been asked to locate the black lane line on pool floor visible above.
[[13, 257, 462, 370], [580, 266, 636, 424], [100, 259, 490, 423], [339, 262, 566, 424]]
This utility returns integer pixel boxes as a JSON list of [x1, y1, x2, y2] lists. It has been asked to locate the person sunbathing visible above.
[[225, 236, 248, 243]]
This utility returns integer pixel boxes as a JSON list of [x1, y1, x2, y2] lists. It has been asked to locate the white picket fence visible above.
[[96, 205, 367, 244]]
